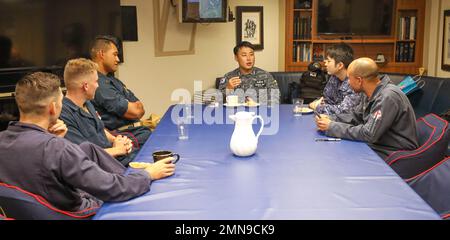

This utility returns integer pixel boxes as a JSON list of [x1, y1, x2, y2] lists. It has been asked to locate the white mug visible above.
[[226, 95, 239, 106]]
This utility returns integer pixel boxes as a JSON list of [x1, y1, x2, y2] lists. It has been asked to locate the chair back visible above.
[[386, 114, 449, 179], [0, 182, 97, 220], [407, 157, 450, 219]]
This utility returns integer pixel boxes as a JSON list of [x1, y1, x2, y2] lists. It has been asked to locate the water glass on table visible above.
[[177, 118, 189, 140], [292, 98, 304, 117]]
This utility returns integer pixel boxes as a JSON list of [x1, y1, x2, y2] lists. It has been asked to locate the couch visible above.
[[216, 71, 450, 155], [268, 72, 450, 118], [217, 72, 449, 117]]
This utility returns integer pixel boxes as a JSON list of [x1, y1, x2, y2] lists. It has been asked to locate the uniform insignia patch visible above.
[[373, 110, 382, 121]]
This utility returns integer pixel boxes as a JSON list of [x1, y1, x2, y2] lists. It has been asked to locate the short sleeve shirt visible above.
[[91, 73, 140, 130], [60, 97, 111, 148]]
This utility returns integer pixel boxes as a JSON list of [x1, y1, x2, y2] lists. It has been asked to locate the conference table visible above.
[[93, 104, 440, 220]]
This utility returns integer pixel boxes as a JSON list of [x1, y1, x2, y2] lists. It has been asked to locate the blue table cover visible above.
[[94, 105, 440, 220]]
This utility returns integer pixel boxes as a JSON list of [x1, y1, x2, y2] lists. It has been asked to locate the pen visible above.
[[315, 138, 341, 142], [314, 110, 321, 119]]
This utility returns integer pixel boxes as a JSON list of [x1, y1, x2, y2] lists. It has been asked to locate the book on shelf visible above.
[[404, 43, 410, 62], [293, 43, 312, 62], [395, 43, 400, 62], [408, 42, 415, 62], [410, 16, 416, 40], [395, 42, 415, 63], [398, 16, 417, 40], [293, 16, 311, 40], [292, 43, 297, 62], [405, 17, 410, 40], [312, 45, 324, 62], [294, 16, 298, 39]]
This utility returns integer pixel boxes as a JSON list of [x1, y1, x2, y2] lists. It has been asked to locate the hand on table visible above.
[[145, 157, 176, 180], [309, 97, 323, 110], [315, 114, 332, 131], [112, 135, 133, 156]]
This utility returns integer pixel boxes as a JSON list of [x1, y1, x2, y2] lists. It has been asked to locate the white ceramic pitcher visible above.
[[229, 111, 264, 157]]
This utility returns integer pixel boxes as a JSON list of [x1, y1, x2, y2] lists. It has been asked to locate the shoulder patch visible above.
[[373, 110, 382, 121], [96, 111, 102, 120]]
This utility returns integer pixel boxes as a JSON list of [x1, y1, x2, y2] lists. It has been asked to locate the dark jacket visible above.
[[0, 122, 151, 211], [327, 75, 419, 159]]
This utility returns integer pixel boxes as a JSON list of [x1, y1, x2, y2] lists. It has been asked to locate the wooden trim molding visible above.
[[153, 0, 197, 57]]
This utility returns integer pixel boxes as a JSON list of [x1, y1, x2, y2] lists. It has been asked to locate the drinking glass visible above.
[[177, 118, 189, 140], [292, 98, 304, 117]]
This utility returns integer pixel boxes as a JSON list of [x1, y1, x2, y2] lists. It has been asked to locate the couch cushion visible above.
[[431, 78, 450, 115], [407, 77, 444, 118], [270, 72, 303, 104], [383, 73, 449, 118], [382, 73, 405, 85]]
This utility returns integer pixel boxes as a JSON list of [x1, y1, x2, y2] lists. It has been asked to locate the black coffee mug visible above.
[[152, 150, 180, 164]]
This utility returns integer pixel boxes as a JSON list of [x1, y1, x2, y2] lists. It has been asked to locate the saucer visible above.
[[129, 162, 152, 169], [223, 103, 243, 107], [294, 107, 314, 114], [244, 102, 260, 107]]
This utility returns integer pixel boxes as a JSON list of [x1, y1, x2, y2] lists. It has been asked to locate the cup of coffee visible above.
[[226, 95, 239, 106], [152, 150, 180, 164]]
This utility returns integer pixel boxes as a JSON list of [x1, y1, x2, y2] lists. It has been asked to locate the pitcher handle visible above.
[[254, 115, 265, 140]]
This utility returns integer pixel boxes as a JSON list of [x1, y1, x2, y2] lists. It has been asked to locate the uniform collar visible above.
[[97, 72, 116, 83], [331, 75, 349, 90], [369, 75, 391, 102], [8, 121, 47, 133], [236, 67, 257, 76], [63, 97, 95, 119], [63, 97, 80, 111], [98, 71, 125, 90]]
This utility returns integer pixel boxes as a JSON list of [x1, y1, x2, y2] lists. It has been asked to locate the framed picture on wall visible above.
[[236, 6, 264, 50], [442, 10, 450, 71]]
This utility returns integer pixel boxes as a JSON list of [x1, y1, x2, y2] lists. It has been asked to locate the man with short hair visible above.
[[310, 43, 361, 115], [0, 72, 175, 212], [60, 58, 137, 167], [218, 41, 280, 104], [90, 36, 150, 147], [315, 58, 419, 159]]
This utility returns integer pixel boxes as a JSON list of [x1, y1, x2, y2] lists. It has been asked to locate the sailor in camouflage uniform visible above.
[[310, 43, 362, 115], [218, 41, 280, 104], [315, 75, 362, 115]]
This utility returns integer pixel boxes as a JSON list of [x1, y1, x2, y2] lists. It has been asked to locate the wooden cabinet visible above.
[[285, 0, 426, 74]]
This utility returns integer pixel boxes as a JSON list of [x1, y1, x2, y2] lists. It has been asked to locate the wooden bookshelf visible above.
[[285, 0, 426, 74]]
